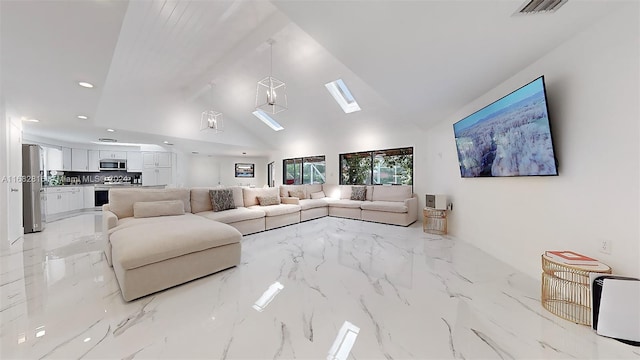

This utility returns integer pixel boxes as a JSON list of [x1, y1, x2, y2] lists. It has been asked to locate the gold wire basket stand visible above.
[[541, 254, 611, 326]]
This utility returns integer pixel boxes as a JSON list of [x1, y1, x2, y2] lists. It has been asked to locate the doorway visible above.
[[267, 162, 274, 187]]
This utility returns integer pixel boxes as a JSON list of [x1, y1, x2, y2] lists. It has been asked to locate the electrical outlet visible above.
[[598, 239, 612, 254], [447, 203, 453, 211]]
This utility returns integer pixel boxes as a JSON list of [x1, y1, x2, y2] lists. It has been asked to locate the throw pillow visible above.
[[350, 186, 366, 201], [133, 200, 185, 218], [257, 195, 280, 206], [289, 190, 306, 199], [210, 189, 236, 212], [310, 191, 326, 199]]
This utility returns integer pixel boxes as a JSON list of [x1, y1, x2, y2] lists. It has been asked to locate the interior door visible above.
[[8, 119, 23, 243], [267, 162, 274, 187]]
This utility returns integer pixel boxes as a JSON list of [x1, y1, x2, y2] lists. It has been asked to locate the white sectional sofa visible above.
[[280, 184, 418, 226], [102, 184, 417, 301]]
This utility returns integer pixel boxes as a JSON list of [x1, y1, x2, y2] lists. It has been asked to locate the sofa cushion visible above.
[[310, 191, 325, 199], [110, 213, 201, 234], [197, 207, 265, 223], [350, 186, 367, 201], [244, 187, 279, 207], [110, 218, 241, 270], [360, 201, 408, 213], [371, 185, 412, 202], [248, 204, 301, 217], [288, 189, 306, 199], [279, 185, 306, 198], [322, 184, 341, 199], [299, 198, 328, 210], [133, 200, 185, 218], [210, 189, 236, 212], [326, 199, 363, 208], [109, 188, 191, 219], [305, 184, 323, 198]]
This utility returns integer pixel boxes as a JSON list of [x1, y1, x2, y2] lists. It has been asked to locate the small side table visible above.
[[423, 207, 447, 235], [541, 255, 611, 325]]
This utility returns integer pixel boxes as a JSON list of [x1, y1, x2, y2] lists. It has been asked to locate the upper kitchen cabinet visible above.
[[142, 152, 172, 168], [45, 147, 71, 171], [88, 150, 100, 172], [46, 147, 63, 171], [99, 150, 127, 160], [71, 148, 88, 171], [62, 147, 72, 171], [127, 151, 143, 171], [71, 148, 101, 172]]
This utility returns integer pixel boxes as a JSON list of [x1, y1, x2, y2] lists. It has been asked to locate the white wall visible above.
[[424, 4, 639, 279], [0, 101, 8, 244], [187, 155, 268, 188]]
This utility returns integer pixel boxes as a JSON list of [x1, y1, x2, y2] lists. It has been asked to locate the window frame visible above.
[[282, 155, 326, 185], [339, 147, 413, 188]]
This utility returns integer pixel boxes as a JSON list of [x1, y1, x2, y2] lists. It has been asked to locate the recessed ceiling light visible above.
[[77, 115, 88, 120], [78, 81, 94, 88], [22, 118, 40, 123], [106, 128, 115, 132], [163, 141, 169, 144]]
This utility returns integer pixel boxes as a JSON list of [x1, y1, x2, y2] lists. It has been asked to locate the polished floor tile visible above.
[[1, 212, 638, 359]]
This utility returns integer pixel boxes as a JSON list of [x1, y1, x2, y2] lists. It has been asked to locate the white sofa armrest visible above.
[[281, 196, 300, 205], [404, 195, 418, 222], [102, 204, 118, 233]]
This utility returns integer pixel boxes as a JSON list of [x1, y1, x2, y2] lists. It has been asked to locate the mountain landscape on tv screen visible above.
[[454, 90, 557, 177]]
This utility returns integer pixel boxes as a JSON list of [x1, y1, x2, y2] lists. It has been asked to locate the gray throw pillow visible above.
[[210, 189, 236, 212], [350, 186, 366, 201], [257, 195, 280, 206]]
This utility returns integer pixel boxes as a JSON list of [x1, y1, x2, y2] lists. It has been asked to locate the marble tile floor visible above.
[[1, 213, 638, 359]]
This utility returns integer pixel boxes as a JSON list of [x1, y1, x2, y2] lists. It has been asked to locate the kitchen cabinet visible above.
[[88, 150, 100, 172], [46, 147, 63, 171], [45, 187, 84, 215], [142, 152, 171, 168], [99, 150, 127, 160], [62, 147, 72, 171], [142, 168, 172, 186], [83, 186, 95, 208], [127, 151, 143, 171], [71, 148, 88, 171]]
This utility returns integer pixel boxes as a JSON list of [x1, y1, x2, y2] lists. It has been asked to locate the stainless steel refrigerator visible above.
[[22, 144, 45, 233]]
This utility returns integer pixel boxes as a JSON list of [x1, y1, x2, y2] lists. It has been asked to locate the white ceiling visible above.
[[1, 0, 625, 156]]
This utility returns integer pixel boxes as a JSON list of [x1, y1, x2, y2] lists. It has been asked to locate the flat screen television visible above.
[[453, 76, 558, 178]]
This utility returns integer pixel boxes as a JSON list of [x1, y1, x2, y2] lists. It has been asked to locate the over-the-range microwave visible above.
[[99, 159, 127, 171]]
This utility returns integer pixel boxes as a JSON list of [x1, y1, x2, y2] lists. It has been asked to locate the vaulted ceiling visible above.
[[1, 0, 624, 156]]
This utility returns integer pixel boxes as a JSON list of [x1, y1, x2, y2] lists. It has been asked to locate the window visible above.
[[340, 147, 413, 186], [283, 155, 326, 185]]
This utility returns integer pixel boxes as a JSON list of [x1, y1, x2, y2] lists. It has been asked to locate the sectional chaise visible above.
[[103, 184, 417, 301]]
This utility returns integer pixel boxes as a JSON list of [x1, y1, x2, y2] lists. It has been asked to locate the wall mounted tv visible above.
[[453, 76, 558, 178]]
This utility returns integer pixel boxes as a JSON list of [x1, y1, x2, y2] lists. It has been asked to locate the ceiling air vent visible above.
[[98, 138, 118, 143], [516, 0, 568, 14]]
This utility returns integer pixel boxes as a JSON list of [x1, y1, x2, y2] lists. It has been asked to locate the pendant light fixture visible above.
[[256, 39, 287, 114], [200, 83, 224, 133]]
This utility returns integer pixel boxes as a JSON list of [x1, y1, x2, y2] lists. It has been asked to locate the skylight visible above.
[[252, 110, 284, 131], [325, 79, 361, 113]]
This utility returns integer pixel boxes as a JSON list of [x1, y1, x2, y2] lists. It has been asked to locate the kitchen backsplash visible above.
[[47, 171, 142, 185]]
